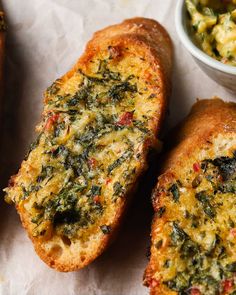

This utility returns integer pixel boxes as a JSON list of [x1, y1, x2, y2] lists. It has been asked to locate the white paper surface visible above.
[[0, 1, 235, 295]]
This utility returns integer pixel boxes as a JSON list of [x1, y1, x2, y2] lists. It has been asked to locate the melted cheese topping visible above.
[[5, 46, 161, 245], [151, 134, 236, 294]]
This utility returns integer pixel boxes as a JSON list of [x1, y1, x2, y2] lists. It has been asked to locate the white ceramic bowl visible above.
[[175, 0, 236, 93]]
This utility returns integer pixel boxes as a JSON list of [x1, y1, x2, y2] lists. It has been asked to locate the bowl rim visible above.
[[175, 0, 236, 75]]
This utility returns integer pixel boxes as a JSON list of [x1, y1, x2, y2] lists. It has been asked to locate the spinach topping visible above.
[[213, 153, 236, 181], [63, 150, 89, 177], [169, 183, 180, 202], [171, 222, 189, 246], [133, 120, 149, 134], [108, 81, 137, 102], [23, 57, 150, 240], [41, 185, 103, 238], [66, 83, 92, 107], [167, 223, 230, 293], [76, 126, 99, 148], [166, 226, 226, 294], [48, 60, 137, 111], [51, 145, 68, 158], [164, 152, 236, 294], [46, 191, 79, 223], [226, 262, 236, 272], [46, 79, 61, 96], [54, 122, 66, 137], [31, 213, 44, 225], [202, 152, 236, 183], [156, 206, 166, 218], [89, 185, 101, 197], [100, 225, 111, 234], [167, 272, 220, 294], [195, 191, 216, 219], [113, 182, 125, 198], [218, 179, 236, 194], [37, 166, 54, 183], [97, 60, 121, 81], [165, 271, 190, 293], [108, 150, 133, 174]]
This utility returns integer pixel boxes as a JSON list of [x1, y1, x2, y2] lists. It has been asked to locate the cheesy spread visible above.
[[4, 46, 159, 243], [186, 0, 236, 66], [152, 146, 236, 294]]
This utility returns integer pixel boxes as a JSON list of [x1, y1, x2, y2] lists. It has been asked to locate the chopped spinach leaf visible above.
[[54, 121, 66, 137], [213, 154, 236, 181], [90, 185, 101, 196], [226, 262, 236, 272], [100, 225, 111, 234], [113, 182, 125, 198], [169, 183, 180, 202], [156, 206, 166, 218], [108, 81, 137, 102], [37, 166, 54, 183], [171, 222, 188, 245], [108, 150, 133, 174], [46, 80, 61, 95], [195, 191, 216, 219]]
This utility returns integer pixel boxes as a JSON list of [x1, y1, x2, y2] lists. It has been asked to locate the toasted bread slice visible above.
[[144, 98, 236, 294], [4, 17, 172, 271]]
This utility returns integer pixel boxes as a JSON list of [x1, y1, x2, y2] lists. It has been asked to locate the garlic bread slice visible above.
[[145, 99, 236, 295], [5, 17, 172, 271]]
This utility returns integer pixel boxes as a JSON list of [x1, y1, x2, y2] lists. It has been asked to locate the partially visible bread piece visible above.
[[144, 99, 236, 294], [4, 17, 172, 271]]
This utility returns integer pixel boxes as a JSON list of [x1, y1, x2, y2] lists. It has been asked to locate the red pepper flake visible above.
[[218, 174, 223, 182], [144, 71, 152, 81], [105, 178, 112, 185], [193, 162, 201, 173], [93, 195, 100, 203], [190, 287, 201, 295], [116, 112, 133, 126], [230, 228, 236, 237], [222, 279, 233, 293], [88, 158, 97, 168], [150, 279, 160, 288], [45, 113, 59, 131]]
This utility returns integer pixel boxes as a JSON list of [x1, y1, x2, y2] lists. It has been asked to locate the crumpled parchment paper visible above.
[[0, 1, 235, 295]]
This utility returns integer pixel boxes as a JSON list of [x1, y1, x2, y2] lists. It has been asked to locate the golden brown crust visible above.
[[161, 98, 236, 173], [8, 17, 172, 272], [144, 98, 236, 294], [84, 17, 172, 92]]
